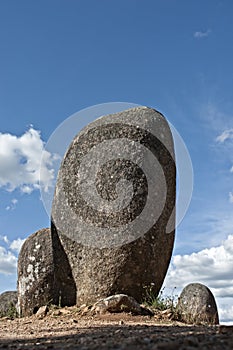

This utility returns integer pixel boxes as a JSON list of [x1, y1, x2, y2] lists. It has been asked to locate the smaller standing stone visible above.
[[17, 228, 55, 317], [177, 283, 219, 324], [17, 228, 77, 316], [0, 291, 18, 317]]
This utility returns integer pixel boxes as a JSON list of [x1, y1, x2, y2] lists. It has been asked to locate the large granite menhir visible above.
[[52, 106, 176, 305]]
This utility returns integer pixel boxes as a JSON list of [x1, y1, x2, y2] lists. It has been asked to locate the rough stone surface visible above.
[[17, 228, 76, 316], [90, 294, 152, 315], [177, 283, 219, 325], [52, 106, 176, 305], [0, 291, 17, 317], [17, 228, 54, 317]]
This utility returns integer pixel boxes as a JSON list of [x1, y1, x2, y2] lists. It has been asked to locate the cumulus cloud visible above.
[[0, 236, 25, 275], [9, 238, 25, 253], [0, 127, 58, 194], [216, 129, 233, 143], [164, 235, 233, 298], [194, 29, 211, 39], [0, 235, 9, 244], [218, 301, 233, 323], [163, 235, 233, 322], [0, 246, 17, 275]]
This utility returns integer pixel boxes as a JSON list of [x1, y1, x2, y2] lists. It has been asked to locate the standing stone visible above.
[[177, 283, 219, 324], [52, 106, 176, 305], [17, 228, 53, 316], [17, 228, 76, 316], [0, 291, 18, 317]]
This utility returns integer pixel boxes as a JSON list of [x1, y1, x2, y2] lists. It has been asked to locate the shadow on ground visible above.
[[0, 324, 231, 350]]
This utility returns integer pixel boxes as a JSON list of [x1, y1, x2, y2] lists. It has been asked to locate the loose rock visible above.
[[91, 294, 153, 315], [36, 305, 48, 318]]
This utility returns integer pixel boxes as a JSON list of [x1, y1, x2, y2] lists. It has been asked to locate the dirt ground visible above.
[[0, 307, 233, 350]]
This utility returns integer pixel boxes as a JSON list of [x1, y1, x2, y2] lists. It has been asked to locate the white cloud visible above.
[[5, 198, 18, 211], [20, 185, 34, 194], [0, 246, 17, 275], [194, 29, 211, 39], [165, 235, 233, 297], [175, 211, 233, 254], [0, 235, 9, 244], [9, 238, 25, 253], [218, 301, 233, 323], [164, 235, 233, 322], [0, 236, 25, 275], [11, 198, 18, 205], [163, 235, 233, 322], [229, 192, 233, 204], [0, 127, 57, 194], [216, 129, 233, 143]]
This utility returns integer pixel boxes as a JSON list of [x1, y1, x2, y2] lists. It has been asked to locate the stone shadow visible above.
[[51, 220, 77, 307]]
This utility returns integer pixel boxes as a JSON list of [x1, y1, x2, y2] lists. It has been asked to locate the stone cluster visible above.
[[15, 106, 219, 325], [17, 107, 176, 316]]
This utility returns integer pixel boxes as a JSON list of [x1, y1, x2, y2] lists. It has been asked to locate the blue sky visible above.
[[0, 0, 233, 322]]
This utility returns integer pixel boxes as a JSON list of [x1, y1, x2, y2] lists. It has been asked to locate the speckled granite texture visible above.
[[52, 106, 176, 305]]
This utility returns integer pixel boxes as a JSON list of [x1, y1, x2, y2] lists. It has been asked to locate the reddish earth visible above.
[[0, 307, 233, 349]]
